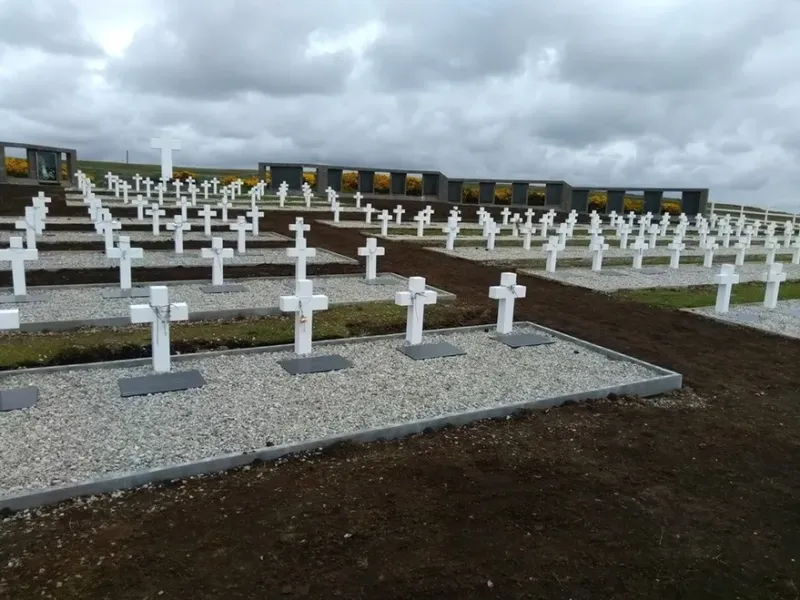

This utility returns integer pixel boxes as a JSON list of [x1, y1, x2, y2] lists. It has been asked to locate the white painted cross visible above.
[[395, 276, 437, 345], [702, 236, 719, 268], [14, 206, 38, 250], [489, 272, 526, 334], [762, 263, 787, 309], [146, 203, 166, 236], [378, 210, 391, 236], [166, 215, 191, 254], [107, 236, 143, 290], [500, 207, 511, 225], [721, 222, 732, 248], [590, 236, 610, 272], [659, 214, 671, 237], [734, 240, 748, 266], [792, 239, 800, 265], [143, 177, 153, 198], [353, 191, 363, 209], [217, 195, 231, 222], [198, 204, 217, 236], [358, 237, 385, 281], [485, 220, 499, 251], [156, 183, 165, 206], [121, 181, 130, 205], [783, 221, 794, 248], [286, 236, 316, 281], [631, 236, 649, 269], [442, 215, 461, 250], [524, 208, 535, 227], [543, 236, 565, 273], [364, 203, 375, 224], [247, 204, 264, 236], [130, 285, 188, 373], [151, 132, 181, 181], [539, 214, 550, 239], [714, 264, 739, 313], [667, 238, 686, 269], [104, 171, 114, 189], [332, 200, 341, 223], [132, 173, 142, 192], [413, 211, 426, 237], [647, 224, 659, 249], [202, 237, 234, 286], [230, 216, 253, 254], [175, 195, 191, 221], [189, 184, 197, 207], [521, 223, 534, 251], [510, 214, 522, 238], [201, 180, 211, 200], [393, 204, 406, 225], [289, 217, 309, 242], [565, 212, 578, 237], [133, 195, 147, 220], [556, 222, 569, 247], [764, 238, 780, 266], [279, 279, 329, 356], [98, 213, 122, 255], [618, 222, 632, 250], [423, 205, 434, 226], [0, 237, 37, 296], [210, 177, 219, 196], [277, 184, 288, 208]]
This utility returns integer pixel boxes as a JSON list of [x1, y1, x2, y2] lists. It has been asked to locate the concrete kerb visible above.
[[0, 321, 682, 512], [0, 273, 455, 333]]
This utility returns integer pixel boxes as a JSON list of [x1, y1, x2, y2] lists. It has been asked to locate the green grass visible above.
[[77, 160, 257, 183], [614, 281, 800, 309], [0, 302, 483, 371]]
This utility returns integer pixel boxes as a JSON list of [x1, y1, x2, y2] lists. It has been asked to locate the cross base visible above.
[[494, 333, 555, 349], [595, 270, 631, 277], [101, 288, 151, 299], [278, 354, 353, 375], [362, 276, 400, 286], [0, 293, 47, 304], [0, 386, 39, 411], [398, 341, 466, 361], [199, 284, 248, 294], [638, 268, 668, 275], [118, 370, 206, 398]]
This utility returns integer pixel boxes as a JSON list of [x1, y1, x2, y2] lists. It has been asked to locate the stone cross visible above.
[[783, 221, 794, 248], [667, 238, 686, 269], [279, 279, 329, 356], [734, 240, 748, 266], [565, 212, 578, 237], [378, 210, 391, 236], [413, 211, 426, 237], [721, 222, 732, 248], [647, 224, 659, 249], [608, 210, 618, 227], [543, 236, 564, 273], [189, 185, 197, 207], [442, 215, 461, 250], [133, 195, 147, 220], [556, 222, 569, 247], [792, 239, 800, 265], [423, 205, 434, 226], [247, 205, 264, 236], [31, 197, 49, 232], [210, 177, 219, 195], [485, 220, 499, 251], [500, 207, 511, 225], [0, 237, 37, 296], [354, 191, 363, 209], [659, 214, 671, 237], [143, 177, 153, 198], [698, 221, 710, 247], [358, 237, 385, 280], [626, 211, 636, 228], [98, 214, 122, 254], [364, 203, 375, 224], [395, 276, 437, 345], [14, 206, 38, 250], [175, 196, 191, 221], [524, 208, 535, 226], [230, 216, 253, 254], [107, 236, 143, 290], [332, 201, 341, 223], [762, 263, 786, 309], [764, 238, 780, 265], [121, 181, 130, 205], [521, 223, 534, 250], [198, 204, 217, 236], [104, 171, 114, 189], [489, 272, 526, 334], [303, 188, 313, 208], [702, 236, 718, 268], [202, 237, 233, 286], [130, 285, 188, 373], [277, 184, 288, 208], [217, 195, 231, 222], [201, 180, 211, 200], [618, 222, 632, 249], [151, 132, 181, 181], [146, 203, 166, 236], [132, 173, 143, 192], [539, 214, 550, 239], [587, 221, 602, 245], [510, 214, 522, 238], [156, 183, 165, 206], [166, 215, 191, 254], [393, 204, 406, 225], [631, 236, 649, 269], [713, 264, 739, 313], [286, 236, 316, 280], [289, 217, 310, 242], [590, 236, 610, 272]]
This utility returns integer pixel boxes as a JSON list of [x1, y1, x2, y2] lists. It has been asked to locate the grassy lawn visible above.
[[0, 302, 482, 371], [78, 160, 257, 182], [614, 280, 800, 309]]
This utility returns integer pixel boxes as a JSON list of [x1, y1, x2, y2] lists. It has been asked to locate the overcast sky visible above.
[[1, 0, 799, 208]]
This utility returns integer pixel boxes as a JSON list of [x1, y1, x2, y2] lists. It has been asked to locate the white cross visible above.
[[393, 204, 406, 225], [151, 131, 181, 181], [14, 206, 38, 249], [442, 215, 460, 250], [131, 173, 142, 192], [631, 236, 649, 269], [792, 239, 800, 265], [702, 236, 719, 268], [99, 214, 122, 255], [200, 180, 211, 200], [556, 222, 569, 247], [279, 278, 329, 356], [288, 217, 310, 242], [500, 207, 511, 225], [143, 177, 153, 198], [395, 276, 437, 345], [539, 215, 551, 239], [104, 171, 114, 189], [618, 223, 632, 250], [133, 195, 148, 220], [714, 264, 739, 313], [565, 213, 578, 237], [201, 237, 234, 286], [113, 176, 121, 198], [358, 237, 385, 281], [0, 237, 37, 296], [210, 177, 219, 195], [660, 215, 671, 237], [247, 205, 264, 236], [174, 196, 190, 221], [31, 198, 48, 232], [146, 203, 166, 236], [485, 220, 499, 250], [166, 215, 191, 254], [198, 204, 218, 236], [734, 240, 748, 267], [783, 222, 794, 248], [186, 176, 196, 188], [667, 238, 686, 269], [107, 236, 143, 290], [303, 188, 313, 208], [524, 208, 535, 226], [377, 210, 391, 236], [363, 203, 375, 224], [413, 211, 426, 237], [277, 185, 288, 208], [130, 285, 188, 373], [286, 236, 316, 280], [521, 223, 534, 250], [510, 214, 522, 238], [762, 263, 786, 309], [230, 216, 253, 254], [543, 236, 564, 273], [332, 201, 341, 223], [489, 272, 526, 334], [121, 181, 130, 205], [764, 238, 780, 265], [354, 191, 363, 209], [189, 185, 197, 207], [590, 236, 610, 272], [217, 195, 231, 222], [156, 183, 165, 206], [647, 224, 659, 249]]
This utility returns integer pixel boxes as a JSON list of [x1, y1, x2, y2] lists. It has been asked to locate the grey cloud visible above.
[[0, 0, 103, 57]]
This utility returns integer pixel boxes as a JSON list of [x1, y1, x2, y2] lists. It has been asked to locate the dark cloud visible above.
[[0, 0, 103, 57]]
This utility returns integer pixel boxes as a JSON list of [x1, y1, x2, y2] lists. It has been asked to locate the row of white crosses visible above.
[[714, 263, 788, 313]]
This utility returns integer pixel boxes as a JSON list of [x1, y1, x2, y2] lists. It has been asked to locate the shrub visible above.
[[462, 187, 479, 203], [662, 201, 681, 215], [5, 157, 28, 177], [342, 171, 358, 192], [302, 172, 317, 187], [220, 175, 239, 186], [374, 173, 390, 193], [242, 176, 259, 190], [494, 186, 512, 204], [527, 190, 546, 205], [172, 170, 196, 182], [406, 176, 422, 196]]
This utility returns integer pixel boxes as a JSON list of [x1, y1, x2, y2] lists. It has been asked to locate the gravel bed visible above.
[[689, 300, 800, 340], [65, 199, 362, 213], [5, 275, 420, 325], [0, 326, 664, 496], [520, 263, 800, 292], [0, 248, 356, 271], [0, 230, 288, 244]]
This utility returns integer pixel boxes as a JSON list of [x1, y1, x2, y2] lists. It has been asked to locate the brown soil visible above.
[[25, 239, 291, 252], [1, 213, 799, 600]]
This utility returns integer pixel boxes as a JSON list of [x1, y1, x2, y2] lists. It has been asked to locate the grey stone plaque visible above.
[[494, 333, 556, 349], [398, 341, 466, 361], [199, 284, 248, 294], [101, 288, 151, 299], [278, 354, 353, 375], [362, 277, 400, 286], [0, 293, 47, 304], [0, 386, 39, 411], [119, 370, 206, 398]]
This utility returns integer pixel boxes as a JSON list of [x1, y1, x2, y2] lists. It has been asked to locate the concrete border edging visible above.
[[0, 321, 682, 512]]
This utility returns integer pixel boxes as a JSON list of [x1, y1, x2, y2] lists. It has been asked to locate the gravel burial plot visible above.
[[9, 275, 433, 326], [0, 230, 289, 243], [65, 199, 363, 213], [689, 300, 800, 340], [520, 262, 800, 292], [0, 248, 356, 271], [0, 326, 666, 496]]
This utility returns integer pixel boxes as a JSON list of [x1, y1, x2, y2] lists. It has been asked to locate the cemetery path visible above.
[[2, 212, 799, 600]]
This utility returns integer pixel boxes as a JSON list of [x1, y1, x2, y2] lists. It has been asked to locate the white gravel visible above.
[[8, 275, 430, 325], [65, 198, 363, 213], [689, 300, 800, 340], [0, 230, 289, 243], [0, 326, 665, 496], [0, 248, 356, 271], [520, 262, 800, 292]]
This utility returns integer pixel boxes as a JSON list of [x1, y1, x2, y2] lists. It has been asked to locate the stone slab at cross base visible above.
[[398, 341, 466, 360], [278, 354, 353, 375], [494, 333, 555, 349], [199, 284, 248, 294], [361, 276, 402, 286], [101, 288, 151, 299], [0, 293, 47, 304], [596, 270, 631, 277], [0, 386, 38, 411], [118, 370, 206, 398]]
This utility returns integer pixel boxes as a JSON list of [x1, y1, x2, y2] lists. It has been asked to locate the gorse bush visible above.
[[4, 157, 70, 180]]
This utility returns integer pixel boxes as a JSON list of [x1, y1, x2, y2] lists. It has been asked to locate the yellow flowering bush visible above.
[[172, 170, 197, 182], [405, 176, 422, 196], [5, 157, 28, 177], [374, 173, 390, 193], [342, 171, 358, 192], [302, 172, 317, 187], [494, 186, 512, 204]]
